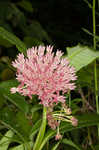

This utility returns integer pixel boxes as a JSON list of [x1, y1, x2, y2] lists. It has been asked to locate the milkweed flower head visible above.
[[10, 46, 77, 107]]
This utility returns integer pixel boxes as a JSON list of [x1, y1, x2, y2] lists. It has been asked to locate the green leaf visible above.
[[0, 107, 32, 147], [31, 105, 42, 123], [51, 142, 60, 150], [8, 4, 26, 29], [71, 98, 82, 114], [0, 80, 29, 114], [77, 64, 93, 87], [0, 130, 14, 150], [31, 105, 42, 114], [0, 37, 12, 48], [16, 111, 32, 139], [1, 68, 14, 81], [94, 145, 99, 150], [0, 107, 25, 143], [62, 138, 81, 150], [83, 0, 92, 9], [0, 94, 5, 108], [67, 45, 99, 71], [39, 113, 99, 150], [24, 36, 44, 47], [24, 21, 51, 43], [82, 28, 99, 41], [9, 144, 25, 150], [30, 119, 41, 140], [17, 0, 33, 12], [0, 27, 27, 53], [33, 107, 47, 150], [9, 142, 33, 150]]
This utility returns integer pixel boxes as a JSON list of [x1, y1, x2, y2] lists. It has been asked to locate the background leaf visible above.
[[62, 138, 81, 150], [51, 142, 60, 150], [24, 36, 44, 48], [17, 0, 33, 13], [9, 142, 33, 150], [0, 107, 32, 143], [67, 45, 99, 71], [0, 130, 14, 150], [0, 27, 27, 53], [0, 80, 29, 114]]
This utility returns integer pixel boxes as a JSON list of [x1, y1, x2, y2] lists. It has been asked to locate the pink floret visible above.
[[10, 87, 19, 93], [10, 46, 77, 106]]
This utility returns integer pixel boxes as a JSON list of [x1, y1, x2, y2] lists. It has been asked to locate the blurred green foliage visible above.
[[0, 0, 99, 150]]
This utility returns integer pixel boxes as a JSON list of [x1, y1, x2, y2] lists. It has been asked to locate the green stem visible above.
[[88, 128, 95, 150], [93, 0, 99, 137], [93, 0, 96, 49], [47, 141, 49, 150], [68, 91, 71, 107], [33, 106, 47, 150], [98, 0, 99, 9]]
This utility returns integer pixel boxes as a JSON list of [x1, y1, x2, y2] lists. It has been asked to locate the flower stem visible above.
[[69, 91, 71, 107], [93, 0, 99, 138], [33, 106, 47, 150]]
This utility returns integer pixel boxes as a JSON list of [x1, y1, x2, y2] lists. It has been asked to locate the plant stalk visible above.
[[69, 91, 71, 107], [33, 106, 47, 150], [93, 0, 99, 137]]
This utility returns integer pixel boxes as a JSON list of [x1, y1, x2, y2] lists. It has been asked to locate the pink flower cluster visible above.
[[11, 46, 77, 106]]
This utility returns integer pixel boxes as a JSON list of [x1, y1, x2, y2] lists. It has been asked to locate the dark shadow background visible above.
[[0, 0, 99, 54], [31, 0, 95, 50], [37, 0, 92, 49]]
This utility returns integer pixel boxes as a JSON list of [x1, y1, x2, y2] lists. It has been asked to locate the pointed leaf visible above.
[[62, 138, 81, 150], [51, 142, 60, 150], [30, 119, 41, 140], [0, 107, 25, 143], [9, 142, 33, 150], [67, 45, 99, 71], [17, 1, 33, 12], [0, 80, 29, 114], [0, 27, 27, 53], [0, 130, 14, 150], [9, 144, 25, 150], [0, 107, 32, 144]]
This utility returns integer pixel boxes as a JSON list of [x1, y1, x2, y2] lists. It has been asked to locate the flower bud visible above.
[[71, 117, 78, 126], [55, 133, 62, 140]]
